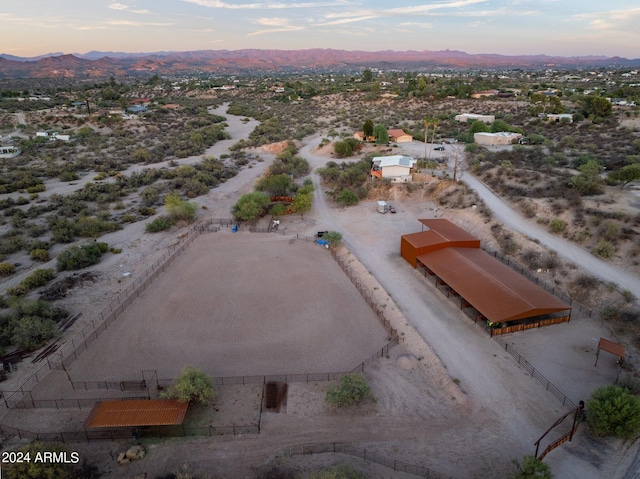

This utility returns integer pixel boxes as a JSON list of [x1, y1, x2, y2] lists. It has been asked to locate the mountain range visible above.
[[1, 49, 639, 79]]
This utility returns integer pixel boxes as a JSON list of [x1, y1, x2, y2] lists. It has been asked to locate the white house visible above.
[[474, 132, 522, 146], [0, 145, 21, 158], [371, 155, 417, 182], [546, 114, 574, 123], [455, 113, 495, 124]]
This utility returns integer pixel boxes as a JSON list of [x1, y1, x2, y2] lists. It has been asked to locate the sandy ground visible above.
[[1, 112, 638, 478], [61, 232, 389, 382]]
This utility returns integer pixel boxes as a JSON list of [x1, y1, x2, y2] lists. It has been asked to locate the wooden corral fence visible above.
[[281, 443, 456, 479], [489, 315, 571, 337], [537, 422, 581, 461]]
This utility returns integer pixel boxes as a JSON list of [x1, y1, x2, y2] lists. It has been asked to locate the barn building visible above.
[[401, 219, 572, 335]]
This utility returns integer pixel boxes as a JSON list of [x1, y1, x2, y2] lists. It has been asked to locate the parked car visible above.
[[434, 145, 445, 151]]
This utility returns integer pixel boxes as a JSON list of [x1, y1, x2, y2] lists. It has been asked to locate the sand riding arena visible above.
[[38, 227, 391, 396]]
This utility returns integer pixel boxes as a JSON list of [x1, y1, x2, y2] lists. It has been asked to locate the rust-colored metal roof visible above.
[[418, 219, 480, 242], [598, 338, 625, 359], [417, 247, 571, 323], [83, 399, 188, 429]]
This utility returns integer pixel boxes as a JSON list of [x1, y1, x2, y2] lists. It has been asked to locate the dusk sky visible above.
[[1, 1, 639, 58]]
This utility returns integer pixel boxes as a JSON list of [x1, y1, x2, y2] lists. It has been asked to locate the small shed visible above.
[[84, 399, 188, 429]]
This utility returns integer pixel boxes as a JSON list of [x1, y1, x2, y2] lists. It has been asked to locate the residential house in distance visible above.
[[455, 113, 496, 124], [354, 129, 413, 143], [371, 155, 417, 182], [0, 145, 21, 158], [35, 131, 71, 142], [471, 89, 499, 99], [388, 129, 413, 143], [545, 113, 574, 123], [474, 132, 522, 146]]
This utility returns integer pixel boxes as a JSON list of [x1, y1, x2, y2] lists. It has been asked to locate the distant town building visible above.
[[471, 90, 499, 99]]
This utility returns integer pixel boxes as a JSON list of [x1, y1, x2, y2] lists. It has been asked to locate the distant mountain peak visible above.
[[0, 48, 638, 80]]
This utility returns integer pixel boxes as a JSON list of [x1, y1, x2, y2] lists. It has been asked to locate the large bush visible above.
[[587, 385, 640, 439], [161, 366, 215, 405], [326, 373, 373, 408], [57, 243, 109, 271]]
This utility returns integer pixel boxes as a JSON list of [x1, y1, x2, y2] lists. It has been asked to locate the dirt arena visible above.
[[62, 230, 389, 383]]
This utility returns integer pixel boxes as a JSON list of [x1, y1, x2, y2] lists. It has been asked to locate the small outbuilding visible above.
[[84, 399, 189, 429]]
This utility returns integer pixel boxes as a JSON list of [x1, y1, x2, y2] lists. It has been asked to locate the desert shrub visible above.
[[599, 221, 621, 243], [509, 456, 552, 479], [56, 243, 109, 271], [592, 240, 615, 258], [0, 262, 16, 276], [165, 193, 197, 222], [29, 248, 50, 262], [326, 373, 373, 408], [161, 366, 215, 405], [22, 268, 55, 289], [270, 203, 287, 216], [11, 315, 59, 349], [6, 283, 29, 297], [324, 231, 343, 248], [548, 218, 568, 234], [587, 385, 640, 439], [146, 215, 174, 233], [335, 189, 359, 206]]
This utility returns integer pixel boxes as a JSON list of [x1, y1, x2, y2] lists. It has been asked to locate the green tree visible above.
[[373, 124, 388, 144], [326, 373, 373, 408], [161, 366, 215, 405], [509, 455, 553, 479], [581, 95, 613, 119], [233, 191, 270, 222], [587, 385, 640, 439], [362, 69, 374, 82], [256, 174, 296, 197], [469, 120, 490, 134], [333, 140, 354, 158], [362, 119, 374, 139], [291, 192, 312, 218], [608, 163, 640, 189], [2, 442, 79, 479]]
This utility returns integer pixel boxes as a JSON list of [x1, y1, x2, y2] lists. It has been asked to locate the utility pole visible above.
[[453, 146, 459, 181], [424, 118, 429, 160]]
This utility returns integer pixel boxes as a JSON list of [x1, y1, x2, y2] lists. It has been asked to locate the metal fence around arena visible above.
[[282, 443, 457, 479], [0, 422, 259, 444], [0, 218, 233, 416]]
